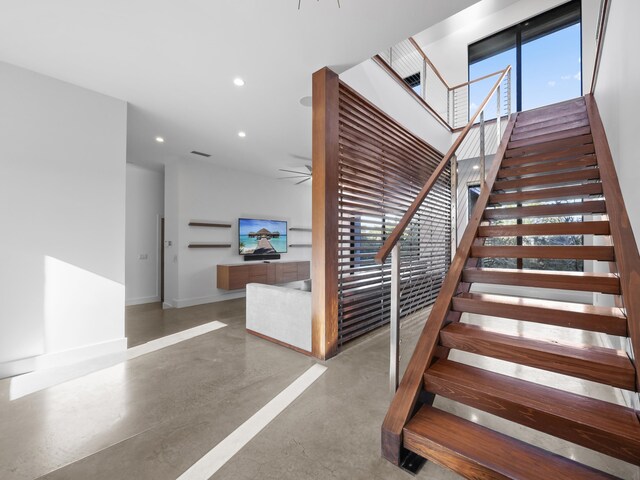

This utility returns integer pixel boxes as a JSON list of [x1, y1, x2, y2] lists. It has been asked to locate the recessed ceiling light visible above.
[[238, 131, 246, 138], [155, 137, 165, 143], [473, 165, 479, 170], [233, 78, 245, 87]]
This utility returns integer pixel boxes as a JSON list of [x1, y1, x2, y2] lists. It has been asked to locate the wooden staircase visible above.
[[381, 96, 640, 478]]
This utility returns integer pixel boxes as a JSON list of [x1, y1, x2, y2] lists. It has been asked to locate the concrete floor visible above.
[[0, 299, 638, 479]]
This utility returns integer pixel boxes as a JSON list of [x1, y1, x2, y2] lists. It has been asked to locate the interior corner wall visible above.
[[0, 61, 127, 377], [340, 59, 452, 154], [591, 0, 640, 248], [163, 158, 312, 308], [126, 164, 164, 305]]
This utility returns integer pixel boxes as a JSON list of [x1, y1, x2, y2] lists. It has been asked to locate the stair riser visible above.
[[424, 374, 640, 466], [451, 297, 627, 336]]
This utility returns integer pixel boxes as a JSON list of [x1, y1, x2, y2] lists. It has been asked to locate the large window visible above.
[[469, 0, 582, 114]]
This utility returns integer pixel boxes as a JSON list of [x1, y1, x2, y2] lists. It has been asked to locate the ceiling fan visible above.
[[278, 165, 312, 185]]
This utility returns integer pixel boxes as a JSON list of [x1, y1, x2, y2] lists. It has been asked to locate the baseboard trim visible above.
[[246, 328, 312, 357], [174, 291, 246, 308], [36, 337, 127, 370], [0, 355, 38, 379], [126, 295, 161, 306]]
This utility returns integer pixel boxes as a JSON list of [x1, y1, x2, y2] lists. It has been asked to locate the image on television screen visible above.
[[239, 218, 287, 255]]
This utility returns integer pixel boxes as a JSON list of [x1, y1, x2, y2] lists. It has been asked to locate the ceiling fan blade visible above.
[[304, 164, 313, 173], [295, 177, 311, 185], [278, 175, 309, 180], [278, 168, 308, 175]]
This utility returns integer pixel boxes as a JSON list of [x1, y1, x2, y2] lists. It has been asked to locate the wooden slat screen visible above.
[[337, 81, 452, 346]]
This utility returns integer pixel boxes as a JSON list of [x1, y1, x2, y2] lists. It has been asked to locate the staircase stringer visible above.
[[586, 94, 640, 394], [381, 115, 518, 465]]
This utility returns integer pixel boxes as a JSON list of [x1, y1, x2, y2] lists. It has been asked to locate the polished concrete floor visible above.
[[0, 299, 638, 479]]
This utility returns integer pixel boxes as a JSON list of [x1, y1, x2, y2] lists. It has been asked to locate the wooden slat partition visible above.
[[585, 94, 640, 390], [381, 115, 517, 465], [336, 81, 451, 345], [312, 67, 340, 360]]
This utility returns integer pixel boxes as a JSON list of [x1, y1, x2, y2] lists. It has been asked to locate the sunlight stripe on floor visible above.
[[127, 320, 227, 360], [177, 363, 328, 480]]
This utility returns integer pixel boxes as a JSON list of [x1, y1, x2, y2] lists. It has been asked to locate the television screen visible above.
[[239, 218, 288, 255]]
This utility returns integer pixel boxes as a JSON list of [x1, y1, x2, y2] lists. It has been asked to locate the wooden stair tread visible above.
[[494, 168, 600, 191], [478, 221, 611, 237], [506, 134, 593, 158], [452, 292, 627, 335], [471, 245, 614, 261], [511, 117, 590, 141], [502, 144, 595, 168], [508, 126, 591, 150], [439, 323, 634, 390], [403, 406, 618, 480], [498, 155, 597, 178], [462, 267, 620, 294], [513, 110, 588, 133], [515, 100, 586, 126], [424, 360, 640, 465], [489, 182, 602, 204], [484, 200, 607, 220]]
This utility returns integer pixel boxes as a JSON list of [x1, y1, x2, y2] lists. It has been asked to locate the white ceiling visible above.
[[0, 0, 479, 177]]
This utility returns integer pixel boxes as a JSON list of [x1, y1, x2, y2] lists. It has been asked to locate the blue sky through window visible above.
[[468, 23, 581, 117]]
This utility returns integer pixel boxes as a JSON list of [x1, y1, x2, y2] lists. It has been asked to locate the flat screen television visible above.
[[238, 218, 288, 255]]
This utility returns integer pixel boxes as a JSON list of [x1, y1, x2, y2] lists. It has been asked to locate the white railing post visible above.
[[479, 111, 486, 186], [390, 243, 400, 393], [451, 155, 458, 254], [422, 58, 428, 102], [507, 69, 512, 121], [496, 84, 501, 146]]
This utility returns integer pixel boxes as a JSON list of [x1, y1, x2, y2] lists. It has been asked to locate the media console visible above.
[[217, 260, 310, 290]]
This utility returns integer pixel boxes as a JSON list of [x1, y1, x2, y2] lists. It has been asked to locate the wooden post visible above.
[[311, 67, 339, 360]]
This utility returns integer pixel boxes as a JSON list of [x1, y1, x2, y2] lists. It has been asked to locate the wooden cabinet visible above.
[[217, 261, 311, 290]]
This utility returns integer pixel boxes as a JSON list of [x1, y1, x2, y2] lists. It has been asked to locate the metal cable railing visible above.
[[376, 64, 512, 391]]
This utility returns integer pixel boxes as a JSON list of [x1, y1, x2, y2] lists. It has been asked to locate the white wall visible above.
[[414, 0, 595, 88], [126, 164, 164, 305], [591, 0, 640, 246], [0, 61, 127, 377], [340, 59, 452, 154], [164, 158, 312, 308]]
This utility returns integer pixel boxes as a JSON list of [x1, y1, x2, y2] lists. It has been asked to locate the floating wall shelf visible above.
[[289, 227, 312, 232], [188, 243, 232, 249], [289, 244, 312, 248], [189, 221, 232, 228]]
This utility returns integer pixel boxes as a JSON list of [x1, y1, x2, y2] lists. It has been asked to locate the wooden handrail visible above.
[[449, 69, 507, 91], [381, 114, 517, 464], [590, 0, 611, 94], [371, 55, 452, 131], [375, 65, 511, 265], [408, 37, 451, 90], [585, 94, 640, 391]]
